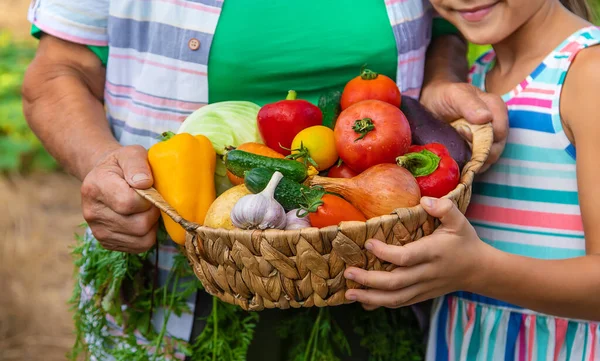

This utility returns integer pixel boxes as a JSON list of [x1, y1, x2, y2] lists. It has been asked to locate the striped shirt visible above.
[[428, 26, 600, 361], [28, 0, 436, 357]]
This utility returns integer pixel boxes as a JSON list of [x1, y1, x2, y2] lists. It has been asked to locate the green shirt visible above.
[[31, 9, 459, 106]]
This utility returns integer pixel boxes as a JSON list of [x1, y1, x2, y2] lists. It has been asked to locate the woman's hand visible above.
[[420, 81, 508, 173], [81, 145, 160, 253], [344, 197, 490, 310]]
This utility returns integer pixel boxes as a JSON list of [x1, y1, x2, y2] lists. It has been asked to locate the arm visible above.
[[470, 46, 600, 320], [22, 34, 118, 181], [22, 34, 159, 253], [344, 48, 600, 320], [419, 35, 508, 172]]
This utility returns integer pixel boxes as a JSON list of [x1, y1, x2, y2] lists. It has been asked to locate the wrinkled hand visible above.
[[344, 197, 488, 310], [420, 82, 508, 173], [81, 145, 160, 253]]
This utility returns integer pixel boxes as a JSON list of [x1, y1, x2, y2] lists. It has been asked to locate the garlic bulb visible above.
[[230, 171, 287, 230], [285, 209, 311, 230]]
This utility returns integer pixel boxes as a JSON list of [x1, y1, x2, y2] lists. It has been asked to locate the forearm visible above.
[[421, 34, 468, 93], [22, 36, 119, 181], [472, 244, 600, 320]]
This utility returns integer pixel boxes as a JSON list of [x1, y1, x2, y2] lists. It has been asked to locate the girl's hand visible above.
[[344, 197, 490, 309]]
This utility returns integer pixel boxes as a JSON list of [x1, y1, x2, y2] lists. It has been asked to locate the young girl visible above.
[[342, 0, 600, 359]]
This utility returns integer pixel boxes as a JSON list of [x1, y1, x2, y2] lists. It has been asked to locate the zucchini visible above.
[[244, 168, 324, 211], [225, 149, 313, 183]]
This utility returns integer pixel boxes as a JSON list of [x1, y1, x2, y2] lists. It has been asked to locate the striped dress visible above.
[[427, 26, 600, 361]]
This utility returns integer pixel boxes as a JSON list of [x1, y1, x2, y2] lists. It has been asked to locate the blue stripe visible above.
[[106, 80, 206, 105], [482, 239, 585, 260], [504, 313, 522, 361], [506, 111, 554, 133], [186, 0, 223, 6], [529, 63, 546, 79], [109, 116, 162, 139], [452, 292, 523, 310], [501, 142, 575, 164], [466, 305, 482, 360], [390, 14, 431, 54], [108, 17, 212, 65], [105, 89, 193, 115], [435, 297, 450, 361], [566, 144, 576, 160]]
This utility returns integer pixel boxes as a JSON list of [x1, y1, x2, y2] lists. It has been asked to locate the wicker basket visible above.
[[136, 119, 493, 311]]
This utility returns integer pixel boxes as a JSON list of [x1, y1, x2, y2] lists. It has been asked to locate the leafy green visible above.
[[177, 101, 263, 156], [0, 31, 57, 173]]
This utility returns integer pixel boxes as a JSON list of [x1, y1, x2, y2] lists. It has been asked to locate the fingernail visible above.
[[346, 293, 357, 301], [421, 197, 435, 208], [345, 272, 355, 280], [132, 173, 150, 183], [365, 241, 373, 251]]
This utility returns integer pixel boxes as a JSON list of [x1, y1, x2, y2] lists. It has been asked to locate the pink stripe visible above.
[[589, 323, 597, 361], [33, 21, 107, 46], [105, 93, 187, 122], [506, 97, 552, 108], [447, 297, 456, 359], [398, 55, 425, 66], [106, 82, 204, 111], [527, 315, 536, 361], [142, 0, 221, 13], [402, 88, 421, 98], [466, 204, 584, 232], [110, 54, 208, 76], [554, 319, 568, 361], [518, 314, 527, 361], [560, 41, 581, 54], [521, 88, 556, 95], [385, 0, 407, 5]]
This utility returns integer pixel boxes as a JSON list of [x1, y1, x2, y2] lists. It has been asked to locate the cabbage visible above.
[[178, 101, 262, 196], [178, 101, 262, 155]]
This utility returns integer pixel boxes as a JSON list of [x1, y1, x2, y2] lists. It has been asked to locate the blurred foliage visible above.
[[0, 30, 57, 173]]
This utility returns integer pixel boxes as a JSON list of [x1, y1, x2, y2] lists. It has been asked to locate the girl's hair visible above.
[[560, 0, 595, 21]]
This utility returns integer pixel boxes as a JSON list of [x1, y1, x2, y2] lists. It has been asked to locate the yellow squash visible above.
[[148, 132, 216, 244]]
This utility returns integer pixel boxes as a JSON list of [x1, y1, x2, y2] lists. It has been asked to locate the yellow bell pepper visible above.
[[148, 132, 216, 245]]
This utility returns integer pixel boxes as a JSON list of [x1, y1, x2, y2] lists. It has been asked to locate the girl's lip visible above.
[[457, 2, 498, 22]]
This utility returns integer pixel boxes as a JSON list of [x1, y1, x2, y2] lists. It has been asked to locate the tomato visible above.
[[226, 142, 285, 185], [334, 99, 411, 173], [308, 194, 367, 228], [289, 126, 338, 171], [327, 162, 358, 178], [340, 68, 401, 110]]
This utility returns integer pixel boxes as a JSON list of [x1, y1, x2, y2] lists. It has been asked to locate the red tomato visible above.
[[334, 99, 411, 173], [327, 163, 358, 178], [308, 194, 367, 228], [340, 68, 401, 110]]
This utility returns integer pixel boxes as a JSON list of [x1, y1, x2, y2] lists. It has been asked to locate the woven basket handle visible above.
[[135, 119, 494, 227], [449, 118, 494, 177], [134, 188, 199, 232]]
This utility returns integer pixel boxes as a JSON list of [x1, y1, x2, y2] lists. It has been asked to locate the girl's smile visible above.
[[456, 1, 500, 22]]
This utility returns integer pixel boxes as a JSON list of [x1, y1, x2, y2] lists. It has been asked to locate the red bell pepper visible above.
[[396, 143, 460, 198], [257, 90, 323, 156]]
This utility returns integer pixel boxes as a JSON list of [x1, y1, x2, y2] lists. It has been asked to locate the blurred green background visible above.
[[0, 2, 599, 173]]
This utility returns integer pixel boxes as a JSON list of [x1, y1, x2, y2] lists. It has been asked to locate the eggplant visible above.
[[401, 96, 472, 170]]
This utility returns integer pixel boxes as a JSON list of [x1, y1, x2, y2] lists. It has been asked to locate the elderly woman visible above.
[[22, 0, 506, 360]]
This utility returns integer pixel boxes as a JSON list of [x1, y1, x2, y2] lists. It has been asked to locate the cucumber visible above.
[[224, 149, 311, 183], [318, 89, 342, 129], [244, 168, 324, 211]]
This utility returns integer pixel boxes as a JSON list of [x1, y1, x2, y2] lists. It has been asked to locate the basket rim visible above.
[[136, 119, 493, 237]]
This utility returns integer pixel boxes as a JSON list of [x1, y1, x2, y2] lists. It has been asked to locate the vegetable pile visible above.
[[148, 67, 470, 240]]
